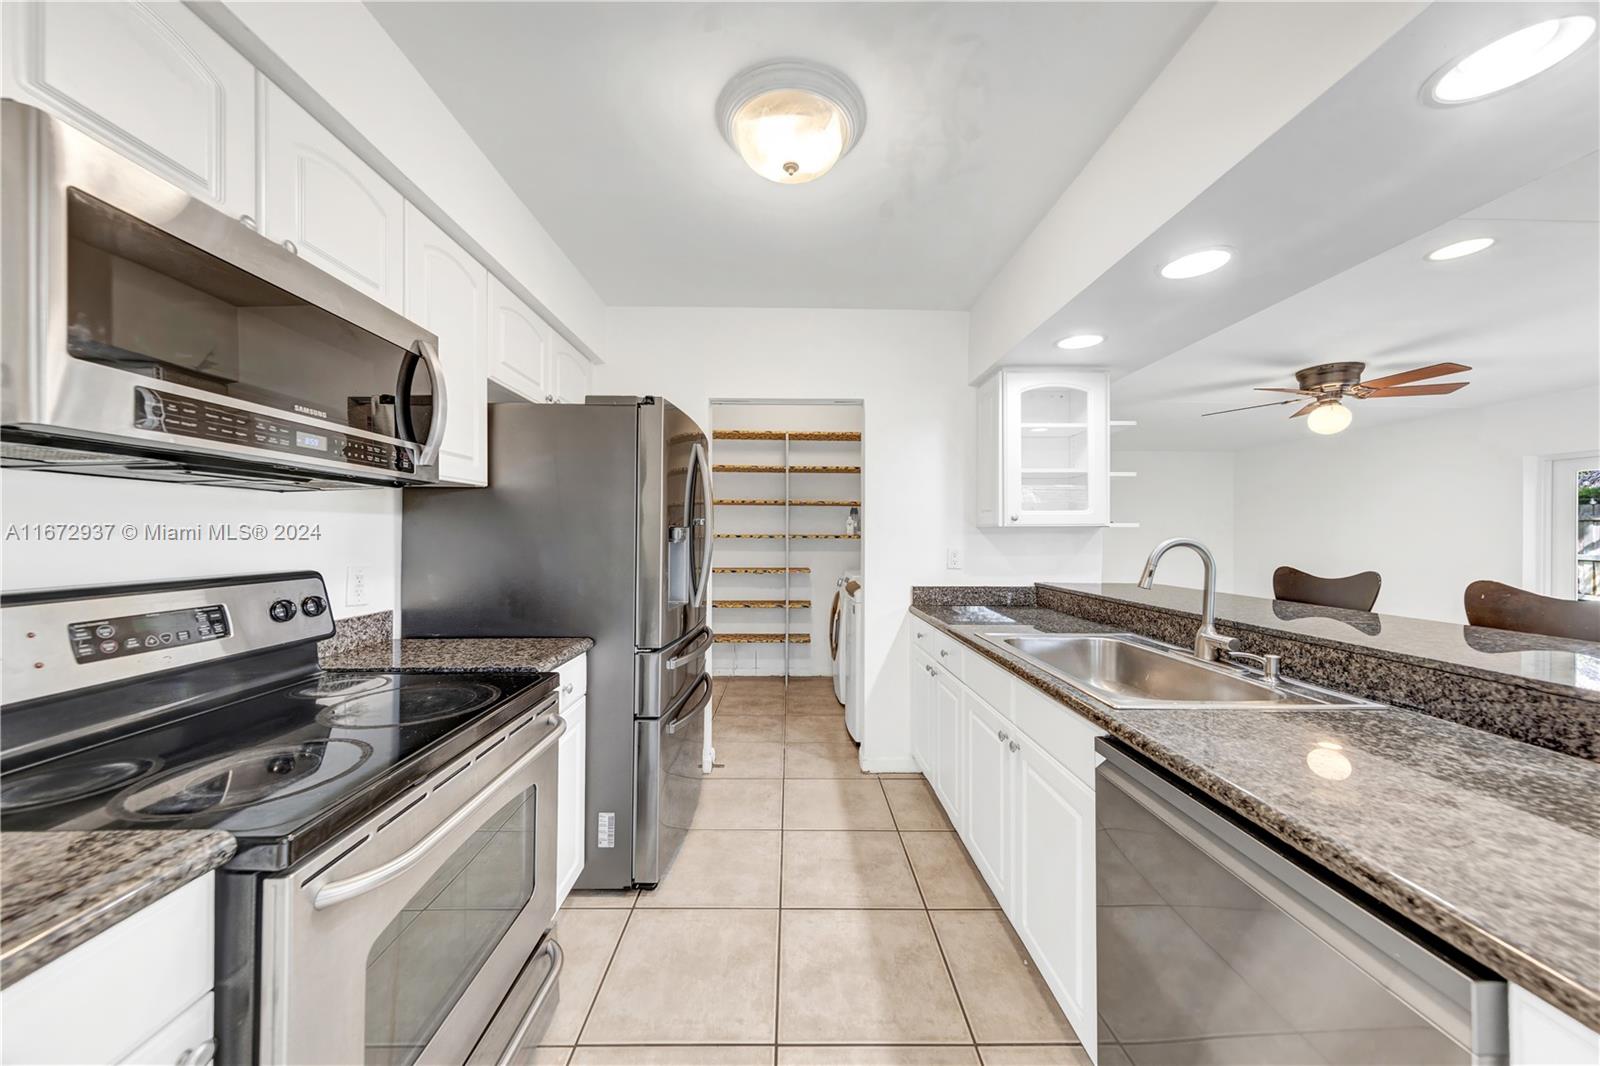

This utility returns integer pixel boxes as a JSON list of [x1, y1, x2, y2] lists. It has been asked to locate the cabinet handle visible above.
[[939, 649, 949, 658], [562, 682, 574, 694], [1009, 514, 1019, 522], [238, 213, 257, 231], [176, 1039, 217, 1066], [925, 665, 935, 675], [997, 729, 1009, 742], [1008, 740, 1020, 753], [282, 238, 298, 255], [545, 394, 555, 402]]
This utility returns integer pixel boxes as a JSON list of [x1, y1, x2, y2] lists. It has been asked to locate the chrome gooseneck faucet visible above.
[[1137, 538, 1238, 664]]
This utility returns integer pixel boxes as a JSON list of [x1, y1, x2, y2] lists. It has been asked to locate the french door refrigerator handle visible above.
[[311, 712, 566, 910], [665, 627, 713, 670], [666, 675, 711, 735], [688, 440, 714, 608]]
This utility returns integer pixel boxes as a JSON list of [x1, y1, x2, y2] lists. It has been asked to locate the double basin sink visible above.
[[961, 629, 1380, 711]]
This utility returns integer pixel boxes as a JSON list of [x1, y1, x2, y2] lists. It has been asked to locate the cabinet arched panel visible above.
[[2, 1, 254, 216]]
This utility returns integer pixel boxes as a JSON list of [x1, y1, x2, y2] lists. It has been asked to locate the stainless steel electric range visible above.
[[0, 572, 565, 1066]]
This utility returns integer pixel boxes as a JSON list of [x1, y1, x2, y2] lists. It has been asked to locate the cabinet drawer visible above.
[[557, 654, 587, 711], [118, 992, 213, 1066], [1011, 682, 1103, 787], [910, 621, 964, 679], [2, 874, 214, 1065], [963, 650, 1013, 721]]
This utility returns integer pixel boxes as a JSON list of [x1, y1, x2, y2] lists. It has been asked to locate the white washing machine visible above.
[[831, 572, 865, 742]]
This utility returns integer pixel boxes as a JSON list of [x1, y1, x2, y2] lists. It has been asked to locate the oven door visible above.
[[1, 100, 442, 486], [259, 700, 564, 1066]]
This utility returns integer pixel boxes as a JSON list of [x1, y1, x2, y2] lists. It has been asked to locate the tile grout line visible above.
[[891, 799, 980, 1051], [569, 892, 638, 1049]]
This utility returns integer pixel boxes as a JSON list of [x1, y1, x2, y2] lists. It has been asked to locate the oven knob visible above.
[[300, 595, 327, 618], [269, 599, 298, 622]]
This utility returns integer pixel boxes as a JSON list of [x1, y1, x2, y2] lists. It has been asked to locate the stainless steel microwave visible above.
[[0, 100, 444, 490]]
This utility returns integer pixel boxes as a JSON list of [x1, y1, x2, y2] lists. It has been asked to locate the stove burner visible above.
[[110, 739, 372, 819], [292, 675, 396, 700], [316, 681, 501, 729], [0, 758, 156, 812]]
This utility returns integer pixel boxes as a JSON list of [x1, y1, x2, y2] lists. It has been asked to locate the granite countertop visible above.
[[1045, 582, 1600, 702], [321, 635, 594, 674], [0, 830, 235, 988], [911, 601, 1600, 1031]]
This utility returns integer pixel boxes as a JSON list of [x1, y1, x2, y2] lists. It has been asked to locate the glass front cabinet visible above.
[[977, 369, 1111, 527]]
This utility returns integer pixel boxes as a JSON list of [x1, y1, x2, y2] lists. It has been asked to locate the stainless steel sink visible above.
[[968, 631, 1379, 710]]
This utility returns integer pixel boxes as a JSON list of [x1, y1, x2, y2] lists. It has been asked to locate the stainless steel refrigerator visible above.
[[402, 397, 711, 889]]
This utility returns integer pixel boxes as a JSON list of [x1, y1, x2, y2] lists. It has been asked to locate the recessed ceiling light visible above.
[[1428, 16, 1596, 104], [1055, 334, 1104, 351], [717, 60, 866, 184], [1160, 248, 1232, 280], [1427, 237, 1495, 261]]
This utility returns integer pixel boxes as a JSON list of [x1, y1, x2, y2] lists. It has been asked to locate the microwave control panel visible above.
[[133, 387, 416, 473]]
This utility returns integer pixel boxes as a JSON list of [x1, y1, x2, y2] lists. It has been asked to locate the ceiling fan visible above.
[[1203, 361, 1472, 434]]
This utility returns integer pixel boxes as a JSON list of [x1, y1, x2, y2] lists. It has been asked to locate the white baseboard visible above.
[[861, 754, 920, 773]]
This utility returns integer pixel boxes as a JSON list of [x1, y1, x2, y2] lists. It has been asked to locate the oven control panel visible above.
[[133, 387, 416, 473], [68, 605, 231, 663]]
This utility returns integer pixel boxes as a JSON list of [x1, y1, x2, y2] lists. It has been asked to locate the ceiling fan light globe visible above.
[[1306, 402, 1353, 435]]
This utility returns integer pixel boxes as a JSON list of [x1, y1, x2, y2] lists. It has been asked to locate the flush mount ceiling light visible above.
[[1160, 248, 1232, 280], [717, 60, 866, 184], [1055, 334, 1105, 351], [1427, 16, 1596, 104], [1427, 237, 1495, 261], [1306, 400, 1354, 436]]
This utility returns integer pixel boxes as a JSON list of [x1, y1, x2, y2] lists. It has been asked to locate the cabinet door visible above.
[[261, 81, 404, 310], [1002, 369, 1109, 527], [1012, 734, 1096, 1057], [909, 651, 935, 776], [551, 336, 592, 405], [931, 666, 964, 830], [404, 202, 487, 486], [1, 0, 255, 217], [487, 274, 552, 403], [556, 696, 587, 905], [961, 689, 1012, 908]]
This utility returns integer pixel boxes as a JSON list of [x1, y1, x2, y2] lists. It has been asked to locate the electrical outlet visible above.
[[346, 565, 371, 608], [946, 548, 963, 570]]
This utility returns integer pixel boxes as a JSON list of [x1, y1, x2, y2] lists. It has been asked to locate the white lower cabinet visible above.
[[930, 664, 964, 830], [555, 654, 588, 906], [961, 689, 1013, 903], [1509, 984, 1600, 1066], [1, 874, 215, 1065], [1011, 731, 1097, 1056], [906, 612, 1101, 1061]]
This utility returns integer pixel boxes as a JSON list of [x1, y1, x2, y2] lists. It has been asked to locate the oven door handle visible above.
[[311, 711, 565, 911], [495, 937, 564, 1066]]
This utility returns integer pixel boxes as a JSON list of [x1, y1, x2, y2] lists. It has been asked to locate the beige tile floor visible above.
[[538, 677, 1093, 1066]]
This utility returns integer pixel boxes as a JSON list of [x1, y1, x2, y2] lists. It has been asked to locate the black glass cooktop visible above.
[[0, 670, 553, 871]]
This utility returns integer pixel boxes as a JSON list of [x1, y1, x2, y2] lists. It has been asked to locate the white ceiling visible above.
[[368, 1, 1210, 308], [1111, 152, 1600, 451]]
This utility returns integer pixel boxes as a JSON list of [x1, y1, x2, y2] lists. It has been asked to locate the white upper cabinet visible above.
[[404, 202, 487, 486], [487, 274, 552, 403], [977, 368, 1110, 527], [1, 1, 255, 219], [260, 80, 404, 311], [551, 335, 592, 405]]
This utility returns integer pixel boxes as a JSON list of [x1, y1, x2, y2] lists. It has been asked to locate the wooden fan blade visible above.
[[1254, 387, 1314, 395], [1363, 382, 1469, 398], [1201, 399, 1301, 417], [1358, 362, 1471, 389], [1290, 401, 1321, 418]]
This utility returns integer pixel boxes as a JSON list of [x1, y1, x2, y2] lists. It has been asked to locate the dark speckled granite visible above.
[[1035, 583, 1600, 760], [1, 830, 235, 987], [911, 585, 1037, 608], [319, 609, 393, 658], [911, 601, 1600, 1031], [321, 636, 592, 673]]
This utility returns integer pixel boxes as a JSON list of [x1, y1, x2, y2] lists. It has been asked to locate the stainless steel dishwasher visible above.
[[1095, 739, 1507, 1065]]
